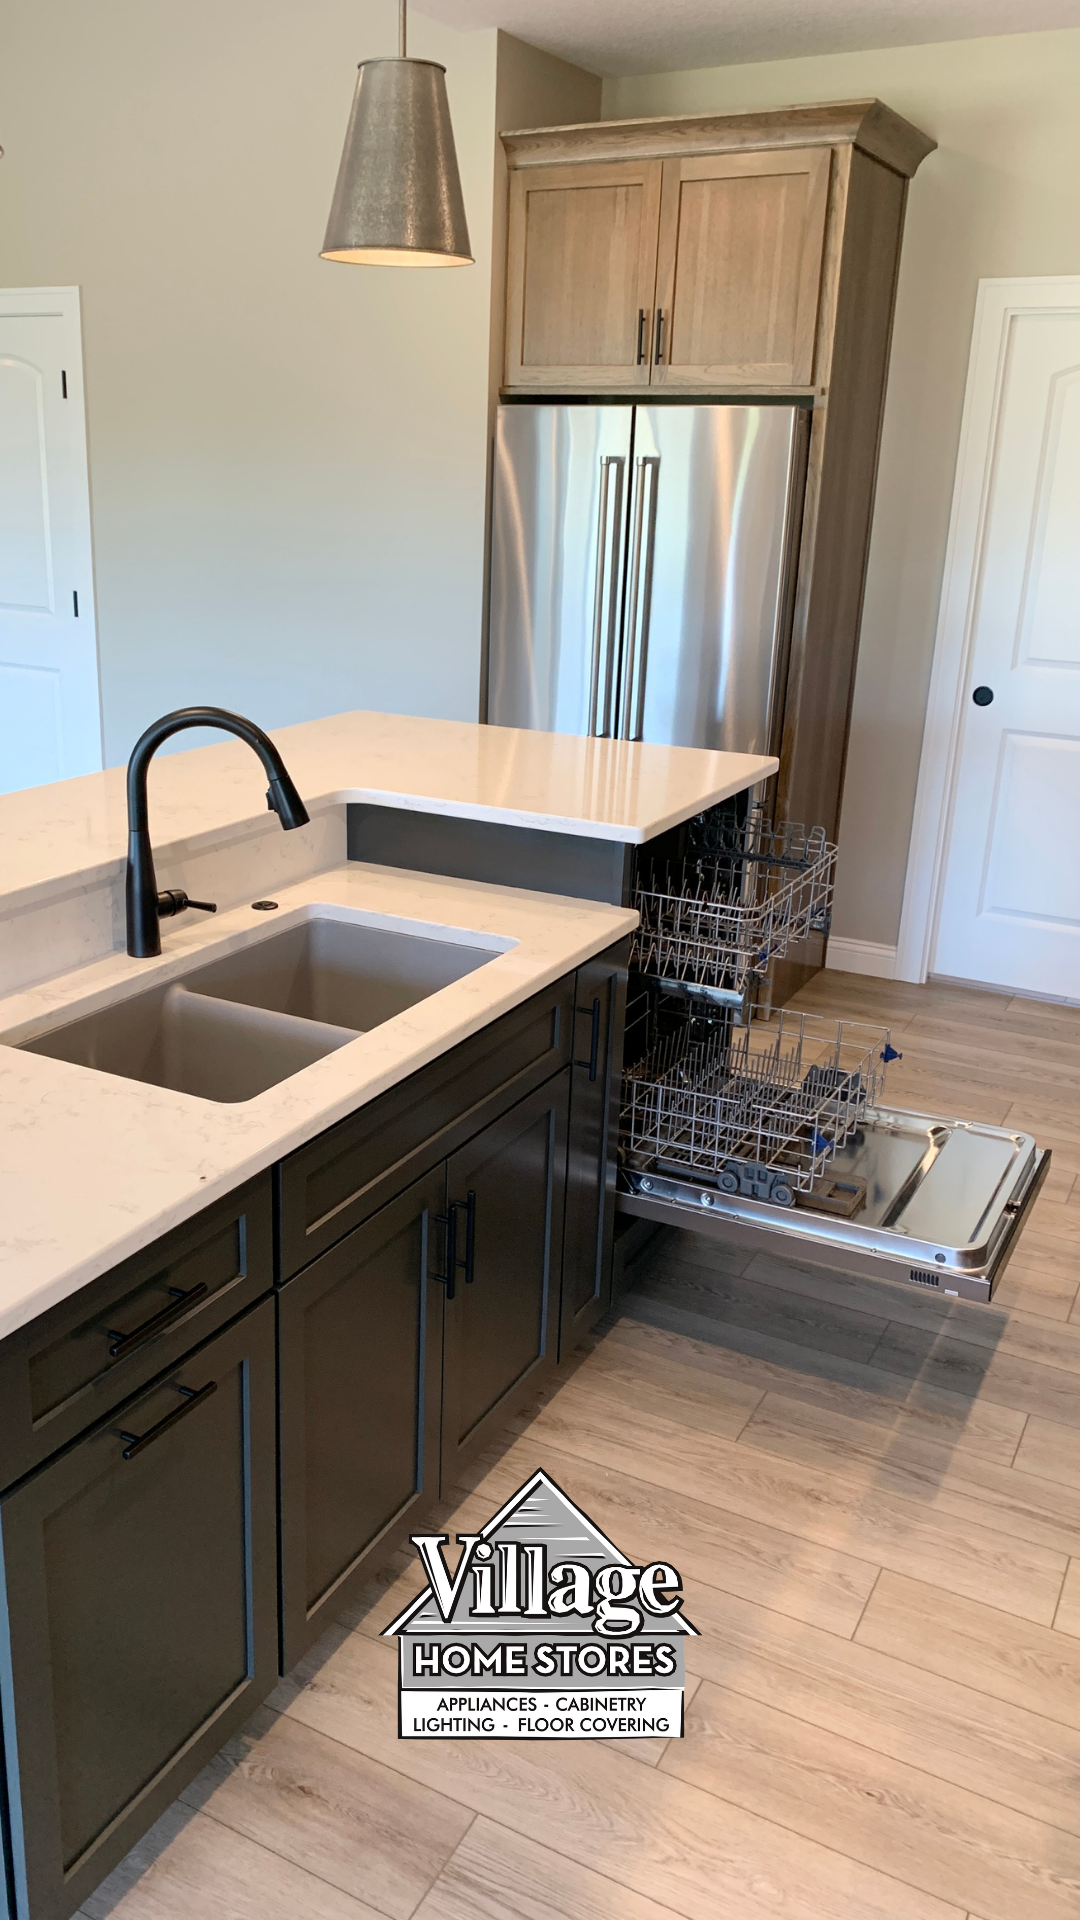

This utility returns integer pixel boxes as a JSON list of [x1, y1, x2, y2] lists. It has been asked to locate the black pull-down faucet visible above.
[[126, 706, 310, 957]]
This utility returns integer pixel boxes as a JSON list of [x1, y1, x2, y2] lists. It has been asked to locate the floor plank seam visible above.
[[401, 1809, 480, 1920], [429, 1814, 694, 1920], [848, 1564, 883, 1641], [1008, 1413, 1031, 1470], [189, 1803, 402, 1919]]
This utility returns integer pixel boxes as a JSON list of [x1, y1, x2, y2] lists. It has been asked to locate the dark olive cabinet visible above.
[[440, 1073, 569, 1483], [278, 1165, 445, 1669], [0, 1299, 277, 1920], [560, 951, 627, 1358], [0, 945, 628, 1920]]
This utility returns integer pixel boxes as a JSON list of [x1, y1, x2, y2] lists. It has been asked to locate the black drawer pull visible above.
[[107, 1281, 209, 1360], [636, 307, 648, 365], [119, 1380, 217, 1460]]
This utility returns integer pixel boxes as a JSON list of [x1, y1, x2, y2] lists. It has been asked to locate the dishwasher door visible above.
[[619, 1105, 1050, 1304]]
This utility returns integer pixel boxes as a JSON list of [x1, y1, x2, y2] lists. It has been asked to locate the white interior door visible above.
[[0, 287, 102, 795], [920, 283, 1080, 999]]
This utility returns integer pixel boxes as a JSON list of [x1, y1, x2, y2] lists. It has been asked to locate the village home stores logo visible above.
[[383, 1468, 698, 1739]]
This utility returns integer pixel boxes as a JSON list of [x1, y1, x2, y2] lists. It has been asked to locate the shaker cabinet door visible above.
[[0, 1300, 276, 1920], [560, 944, 628, 1359], [652, 147, 830, 387], [505, 160, 662, 389], [278, 1166, 446, 1670], [440, 1073, 569, 1485]]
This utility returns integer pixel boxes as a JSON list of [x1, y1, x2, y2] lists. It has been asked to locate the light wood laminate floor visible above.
[[81, 972, 1080, 1920]]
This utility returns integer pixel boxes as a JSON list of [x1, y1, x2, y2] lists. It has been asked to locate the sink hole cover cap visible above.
[[251, 899, 279, 911]]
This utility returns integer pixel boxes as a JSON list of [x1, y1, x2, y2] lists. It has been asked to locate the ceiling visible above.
[[419, 0, 1080, 76]]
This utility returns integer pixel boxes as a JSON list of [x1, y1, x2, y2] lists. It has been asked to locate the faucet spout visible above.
[[125, 706, 310, 958]]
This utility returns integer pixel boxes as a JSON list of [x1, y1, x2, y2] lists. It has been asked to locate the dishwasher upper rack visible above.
[[622, 1009, 892, 1200], [631, 812, 837, 1001]]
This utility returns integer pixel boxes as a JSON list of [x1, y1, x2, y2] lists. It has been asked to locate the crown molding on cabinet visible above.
[[500, 98, 936, 179]]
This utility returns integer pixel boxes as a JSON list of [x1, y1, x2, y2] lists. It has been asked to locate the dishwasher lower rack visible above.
[[632, 812, 837, 1005], [622, 1009, 892, 1205]]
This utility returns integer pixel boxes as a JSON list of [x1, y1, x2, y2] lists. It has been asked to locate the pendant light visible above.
[[321, 0, 473, 268]]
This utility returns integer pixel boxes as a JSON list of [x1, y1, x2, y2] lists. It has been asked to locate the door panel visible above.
[[278, 1167, 444, 1668], [488, 404, 633, 735], [934, 305, 1080, 996], [560, 946, 628, 1358], [653, 150, 830, 388], [440, 1073, 568, 1484], [625, 404, 802, 751], [505, 161, 661, 389], [0, 289, 101, 795], [0, 1301, 276, 1920]]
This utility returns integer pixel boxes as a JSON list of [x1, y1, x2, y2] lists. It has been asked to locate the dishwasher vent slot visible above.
[[907, 1268, 942, 1287], [631, 810, 836, 1001], [623, 1009, 891, 1201]]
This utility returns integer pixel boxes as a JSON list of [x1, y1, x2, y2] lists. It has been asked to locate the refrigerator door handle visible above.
[[620, 455, 661, 741], [588, 454, 625, 737]]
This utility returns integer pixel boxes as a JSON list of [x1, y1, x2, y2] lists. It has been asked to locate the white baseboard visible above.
[[825, 937, 898, 979]]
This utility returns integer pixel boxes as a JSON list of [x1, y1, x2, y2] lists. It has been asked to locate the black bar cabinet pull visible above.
[[654, 307, 665, 365], [587, 996, 601, 1080], [636, 308, 647, 365], [107, 1281, 208, 1360], [119, 1380, 217, 1460], [462, 1191, 477, 1283]]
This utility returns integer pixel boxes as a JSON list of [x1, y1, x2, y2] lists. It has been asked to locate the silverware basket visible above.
[[632, 810, 837, 1003], [622, 1009, 893, 1203]]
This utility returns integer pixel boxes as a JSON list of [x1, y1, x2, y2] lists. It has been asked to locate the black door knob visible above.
[[972, 686, 994, 706]]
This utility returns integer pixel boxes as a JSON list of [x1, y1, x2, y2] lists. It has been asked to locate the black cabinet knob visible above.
[[972, 686, 994, 706]]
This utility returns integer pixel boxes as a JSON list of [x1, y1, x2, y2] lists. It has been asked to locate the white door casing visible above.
[[897, 277, 1080, 1000], [0, 287, 102, 795]]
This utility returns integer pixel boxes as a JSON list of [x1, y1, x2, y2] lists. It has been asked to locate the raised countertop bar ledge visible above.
[[0, 710, 776, 908]]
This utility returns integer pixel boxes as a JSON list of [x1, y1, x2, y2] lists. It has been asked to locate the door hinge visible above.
[[61, 370, 68, 399]]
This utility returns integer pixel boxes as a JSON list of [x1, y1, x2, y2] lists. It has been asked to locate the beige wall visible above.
[[607, 30, 1080, 950], [0, 1, 502, 764]]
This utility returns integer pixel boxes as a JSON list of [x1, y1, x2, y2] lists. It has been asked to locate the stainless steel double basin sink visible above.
[[20, 915, 501, 1103]]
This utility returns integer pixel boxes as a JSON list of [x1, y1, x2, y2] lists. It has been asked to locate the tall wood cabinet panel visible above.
[[506, 159, 662, 388], [499, 100, 934, 998], [653, 148, 830, 387]]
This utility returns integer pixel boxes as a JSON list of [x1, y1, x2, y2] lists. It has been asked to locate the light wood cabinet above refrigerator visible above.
[[500, 99, 935, 399]]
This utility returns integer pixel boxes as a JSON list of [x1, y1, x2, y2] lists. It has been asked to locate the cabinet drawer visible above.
[[0, 1174, 272, 1491], [0, 1298, 277, 1920], [277, 976, 574, 1280]]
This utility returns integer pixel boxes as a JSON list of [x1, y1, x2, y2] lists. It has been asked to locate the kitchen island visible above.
[[0, 709, 774, 1920]]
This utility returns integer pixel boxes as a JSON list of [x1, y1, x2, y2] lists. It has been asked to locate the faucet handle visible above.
[[156, 889, 218, 920]]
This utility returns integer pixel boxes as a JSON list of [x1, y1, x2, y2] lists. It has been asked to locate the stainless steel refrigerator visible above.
[[487, 401, 808, 755]]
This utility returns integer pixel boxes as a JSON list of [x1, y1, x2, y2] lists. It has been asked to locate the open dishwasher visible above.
[[616, 807, 1049, 1304]]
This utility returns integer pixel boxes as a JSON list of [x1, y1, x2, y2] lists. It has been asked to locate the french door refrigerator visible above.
[[488, 402, 1048, 1307], [488, 401, 806, 755]]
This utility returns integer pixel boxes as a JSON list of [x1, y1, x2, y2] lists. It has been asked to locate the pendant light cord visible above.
[[399, 0, 407, 57]]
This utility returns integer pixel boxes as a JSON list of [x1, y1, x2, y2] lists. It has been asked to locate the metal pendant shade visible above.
[[321, 7, 472, 269]]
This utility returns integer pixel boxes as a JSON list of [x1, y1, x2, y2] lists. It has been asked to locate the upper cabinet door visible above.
[[505, 160, 662, 389], [652, 148, 831, 388]]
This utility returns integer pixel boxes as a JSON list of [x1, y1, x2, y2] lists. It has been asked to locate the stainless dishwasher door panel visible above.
[[619, 1107, 1050, 1305], [488, 404, 633, 736], [626, 404, 804, 753]]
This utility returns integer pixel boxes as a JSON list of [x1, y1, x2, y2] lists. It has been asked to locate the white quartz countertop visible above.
[[0, 709, 776, 914], [0, 864, 637, 1340]]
